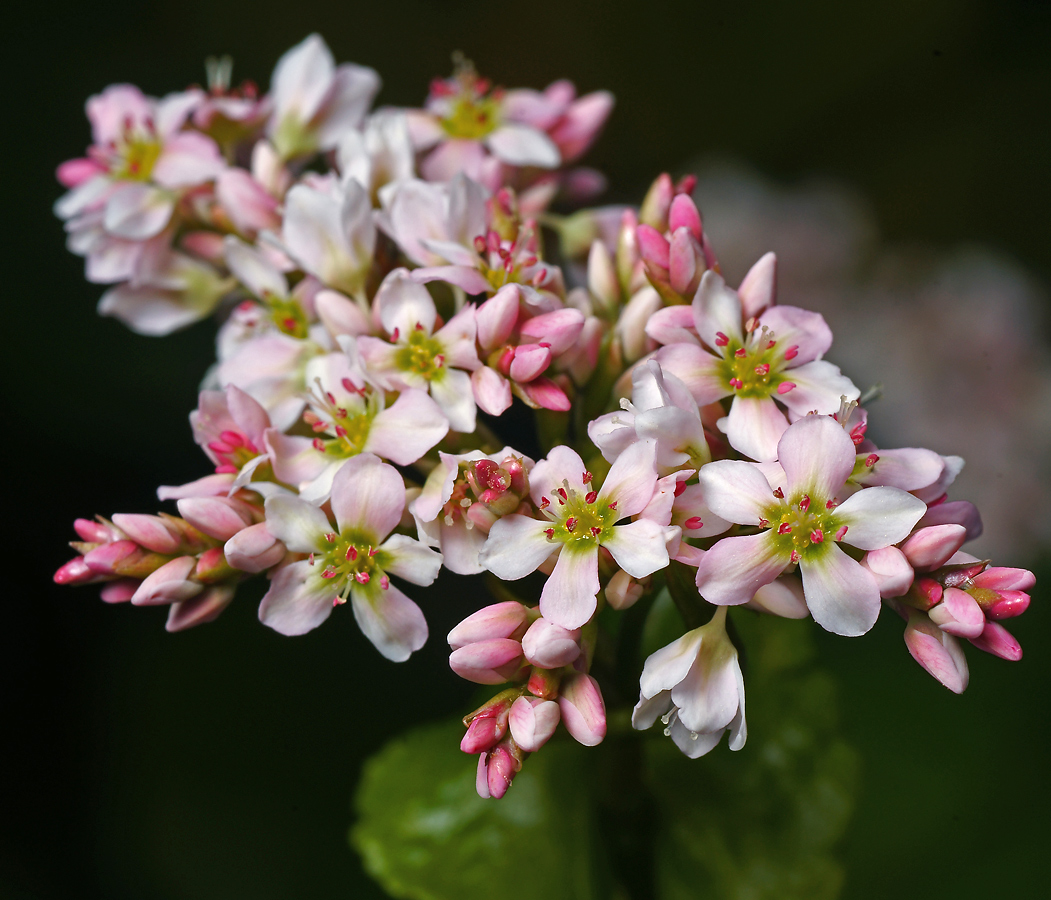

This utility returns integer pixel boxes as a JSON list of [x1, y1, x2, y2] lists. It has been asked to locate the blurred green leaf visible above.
[[645, 610, 859, 900], [351, 720, 605, 900]]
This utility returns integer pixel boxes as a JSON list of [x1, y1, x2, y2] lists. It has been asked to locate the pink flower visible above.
[[257, 453, 441, 661], [357, 269, 480, 431], [480, 440, 672, 629], [694, 416, 927, 636], [633, 607, 746, 758], [267, 34, 380, 159], [653, 269, 858, 461], [190, 384, 272, 489], [336, 110, 415, 201]]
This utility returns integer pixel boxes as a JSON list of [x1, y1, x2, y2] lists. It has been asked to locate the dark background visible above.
[[3, 1, 1049, 897]]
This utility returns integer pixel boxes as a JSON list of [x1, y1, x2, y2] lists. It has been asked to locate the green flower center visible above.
[[715, 324, 798, 399], [267, 296, 309, 339], [306, 379, 379, 459], [762, 489, 845, 563], [113, 137, 162, 181], [540, 477, 619, 550], [316, 529, 392, 601], [394, 328, 446, 380]]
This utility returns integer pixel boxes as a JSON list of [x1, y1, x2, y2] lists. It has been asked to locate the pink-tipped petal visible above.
[[799, 544, 881, 636]]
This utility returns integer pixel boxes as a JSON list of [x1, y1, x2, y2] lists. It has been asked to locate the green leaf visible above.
[[351, 721, 605, 900]]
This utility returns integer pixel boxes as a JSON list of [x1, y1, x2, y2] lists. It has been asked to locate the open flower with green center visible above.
[[654, 270, 858, 461], [266, 347, 448, 503], [479, 440, 674, 630], [694, 415, 927, 636], [357, 269, 480, 432], [258, 453, 441, 660]]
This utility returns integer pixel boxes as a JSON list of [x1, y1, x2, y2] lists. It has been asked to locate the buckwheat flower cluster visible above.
[[55, 34, 1034, 800]]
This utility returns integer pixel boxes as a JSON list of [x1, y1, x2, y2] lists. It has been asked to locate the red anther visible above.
[[238, 299, 255, 312], [557, 487, 568, 500], [773, 487, 784, 499], [303, 410, 320, 424], [565, 517, 577, 533], [368, 547, 378, 557], [391, 327, 400, 341], [714, 332, 730, 347], [379, 575, 390, 590], [325, 532, 337, 543], [776, 382, 796, 395], [335, 425, 348, 439], [608, 501, 617, 510], [308, 553, 315, 565], [585, 491, 598, 504], [474, 235, 487, 253], [282, 317, 297, 332], [685, 516, 703, 530], [865, 453, 880, 467], [539, 341, 551, 349], [783, 345, 799, 360], [799, 494, 810, 511], [208, 440, 235, 454], [834, 525, 849, 541], [590, 526, 602, 536], [487, 230, 501, 252], [778, 523, 792, 534], [435, 354, 445, 368], [758, 517, 770, 528], [767, 339, 776, 349], [523, 256, 538, 268], [215, 464, 238, 474], [312, 421, 326, 432], [321, 567, 337, 579], [219, 430, 245, 447], [413, 321, 424, 331], [790, 550, 801, 563], [544, 528, 555, 539], [539, 497, 550, 510], [355, 572, 370, 584], [582, 470, 593, 484], [340, 377, 358, 394], [336, 408, 347, 419], [674, 479, 687, 497], [825, 499, 837, 509], [346, 546, 357, 561], [729, 377, 743, 389], [754, 363, 770, 376], [850, 425, 866, 446], [312, 438, 326, 452], [744, 316, 758, 333], [734, 348, 747, 358], [324, 391, 336, 405], [810, 529, 824, 543]]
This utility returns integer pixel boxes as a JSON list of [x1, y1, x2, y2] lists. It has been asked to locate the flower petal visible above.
[[776, 414, 855, 498], [379, 533, 442, 586], [834, 486, 927, 551], [365, 389, 449, 465], [257, 560, 335, 635], [330, 452, 405, 540], [724, 396, 789, 463], [480, 515, 557, 579], [603, 518, 671, 578], [487, 124, 561, 168], [597, 438, 658, 517], [350, 582, 428, 662], [697, 459, 774, 526], [799, 544, 881, 636], [264, 494, 330, 552], [695, 533, 789, 606], [539, 547, 600, 629]]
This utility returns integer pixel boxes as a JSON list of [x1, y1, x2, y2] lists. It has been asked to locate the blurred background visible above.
[[2, 0, 1049, 896]]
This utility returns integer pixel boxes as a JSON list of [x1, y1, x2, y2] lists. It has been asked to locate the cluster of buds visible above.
[[449, 601, 605, 798], [53, 35, 1034, 804]]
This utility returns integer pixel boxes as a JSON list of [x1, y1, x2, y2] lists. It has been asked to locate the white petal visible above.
[[799, 544, 881, 636], [264, 495, 330, 552], [539, 547, 600, 629], [698, 459, 776, 526], [724, 396, 789, 462], [330, 452, 405, 540], [366, 389, 449, 465], [103, 183, 174, 240], [375, 268, 437, 337], [672, 647, 741, 736], [778, 360, 859, 414], [603, 518, 670, 578], [695, 533, 789, 606], [597, 438, 658, 518], [429, 368, 477, 433], [479, 515, 557, 579], [529, 445, 588, 508], [834, 486, 927, 551], [638, 629, 704, 698], [224, 236, 288, 299], [350, 582, 428, 662], [694, 270, 743, 348], [776, 414, 855, 498], [486, 124, 561, 167], [258, 560, 335, 635], [379, 533, 442, 586]]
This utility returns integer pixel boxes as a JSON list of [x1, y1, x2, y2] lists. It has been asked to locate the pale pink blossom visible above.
[[694, 416, 926, 636], [190, 384, 273, 490], [336, 110, 415, 202], [653, 269, 858, 461], [267, 34, 380, 159], [480, 440, 672, 629], [257, 453, 441, 661], [633, 607, 746, 758]]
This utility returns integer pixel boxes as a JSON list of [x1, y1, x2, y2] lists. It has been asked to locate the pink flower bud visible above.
[[549, 90, 614, 163], [315, 289, 371, 337], [519, 308, 585, 357], [516, 376, 571, 411], [900, 524, 967, 571], [111, 513, 183, 554], [639, 173, 674, 230], [447, 601, 532, 649], [980, 590, 1030, 620], [449, 639, 526, 684], [165, 585, 235, 632], [668, 227, 704, 297], [903, 608, 969, 693], [557, 672, 606, 746], [100, 579, 139, 603], [862, 546, 914, 598], [521, 617, 581, 669], [636, 223, 670, 270], [53, 557, 97, 585], [606, 569, 646, 610], [476, 284, 521, 351], [508, 697, 560, 752], [972, 567, 1036, 592], [486, 743, 519, 800], [216, 168, 280, 235], [130, 556, 202, 606], [927, 587, 986, 638], [527, 667, 562, 699], [176, 497, 254, 542], [225, 522, 286, 573], [918, 500, 982, 542], [909, 577, 943, 610], [73, 518, 119, 543], [968, 620, 1023, 661], [82, 540, 142, 575], [461, 696, 513, 754], [509, 343, 553, 383]]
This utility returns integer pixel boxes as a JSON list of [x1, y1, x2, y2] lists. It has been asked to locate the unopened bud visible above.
[[447, 601, 533, 649], [508, 696, 560, 752], [557, 672, 606, 747], [522, 617, 581, 669], [130, 556, 202, 606], [968, 620, 1023, 662], [111, 513, 183, 554], [900, 524, 967, 571], [927, 587, 986, 639], [449, 638, 526, 684], [225, 522, 286, 573]]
